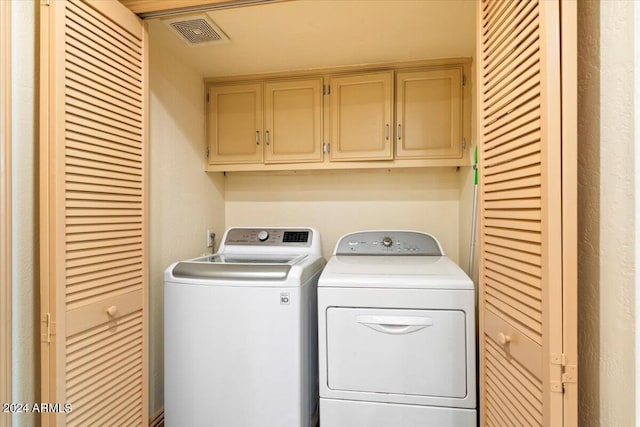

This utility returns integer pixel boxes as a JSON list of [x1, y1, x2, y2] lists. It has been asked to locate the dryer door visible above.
[[326, 307, 467, 398]]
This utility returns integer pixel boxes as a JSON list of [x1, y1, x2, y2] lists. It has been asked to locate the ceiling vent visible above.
[[165, 15, 230, 47]]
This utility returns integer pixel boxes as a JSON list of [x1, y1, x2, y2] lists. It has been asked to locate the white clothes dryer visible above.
[[165, 227, 325, 427], [318, 230, 476, 427]]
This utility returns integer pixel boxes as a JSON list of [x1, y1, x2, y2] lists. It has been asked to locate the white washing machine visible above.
[[165, 227, 325, 427], [318, 230, 476, 427]]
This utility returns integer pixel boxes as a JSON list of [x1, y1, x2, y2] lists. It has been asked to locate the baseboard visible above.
[[149, 408, 164, 427]]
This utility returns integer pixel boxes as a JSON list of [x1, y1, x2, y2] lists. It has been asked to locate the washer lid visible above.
[[318, 255, 473, 290], [171, 254, 306, 281]]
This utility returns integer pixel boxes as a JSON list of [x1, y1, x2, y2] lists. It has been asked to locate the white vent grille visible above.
[[165, 15, 229, 46]]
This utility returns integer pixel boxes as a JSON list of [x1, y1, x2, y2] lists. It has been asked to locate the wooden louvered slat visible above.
[[66, 69, 142, 114], [65, 31, 141, 89], [485, 250, 543, 279], [64, 20, 141, 76], [66, 122, 143, 151], [483, 164, 541, 186], [486, 339, 543, 413], [484, 110, 540, 150], [485, 48, 539, 104], [483, 0, 537, 63], [65, 53, 142, 103], [66, 114, 142, 147], [482, 0, 521, 40], [485, 225, 541, 243], [482, 0, 515, 40], [485, 380, 532, 427], [485, 262, 542, 295], [65, 309, 143, 425], [66, 90, 143, 130], [484, 217, 541, 232], [67, 147, 142, 171], [66, 105, 142, 138], [485, 40, 540, 98], [66, 262, 142, 289], [484, 129, 541, 162], [483, 5, 539, 76], [66, 269, 142, 293], [483, 1, 538, 68], [485, 79, 541, 126], [484, 105, 540, 144], [485, 361, 542, 424], [67, 0, 141, 52]]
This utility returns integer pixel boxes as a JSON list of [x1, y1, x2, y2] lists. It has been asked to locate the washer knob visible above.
[[382, 236, 393, 247], [257, 230, 270, 242]]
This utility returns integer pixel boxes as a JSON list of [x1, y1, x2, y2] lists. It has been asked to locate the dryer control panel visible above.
[[335, 231, 443, 256]]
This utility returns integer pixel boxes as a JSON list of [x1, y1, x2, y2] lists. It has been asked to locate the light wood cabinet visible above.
[[396, 68, 462, 159], [207, 78, 323, 165], [204, 58, 471, 172], [264, 78, 323, 164], [207, 82, 263, 164], [329, 71, 393, 161]]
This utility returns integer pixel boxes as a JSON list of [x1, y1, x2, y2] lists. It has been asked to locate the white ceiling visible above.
[[147, 0, 476, 78]]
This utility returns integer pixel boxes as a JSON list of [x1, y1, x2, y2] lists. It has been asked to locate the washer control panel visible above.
[[336, 231, 443, 256], [224, 228, 312, 247]]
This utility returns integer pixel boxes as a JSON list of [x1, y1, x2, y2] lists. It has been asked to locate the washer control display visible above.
[[283, 231, 309, 243], [225, 228, 312, 246]]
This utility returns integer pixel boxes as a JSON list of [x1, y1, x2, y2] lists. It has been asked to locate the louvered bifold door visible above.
[[477, 0, 567, 426], [39, 1, 148, 426]]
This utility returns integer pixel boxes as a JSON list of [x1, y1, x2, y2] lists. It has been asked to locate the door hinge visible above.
[[323, 85, 331, 96], [323, 143, 330, 153], [462, 75, 466, 86], [462, 137, 467, 151], [41, 313, 56, 343], [550, 353, 577, 393]]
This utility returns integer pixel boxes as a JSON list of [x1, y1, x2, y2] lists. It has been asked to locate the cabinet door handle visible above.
[[385, 124, 390, 140], [398, 124, 402, 140], [498, 332, 512, 346], [265, 130, 270, 145], [106, 305, 118, 317], [255, 130, 260, 145]]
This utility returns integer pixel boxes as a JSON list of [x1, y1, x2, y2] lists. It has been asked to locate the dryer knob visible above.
[[257, 230, 270, 242], [382, 236, 393, 247]]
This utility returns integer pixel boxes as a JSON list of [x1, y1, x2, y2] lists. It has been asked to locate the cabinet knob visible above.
[[498, 332, 511, 346], [106, 305, 118, 317]]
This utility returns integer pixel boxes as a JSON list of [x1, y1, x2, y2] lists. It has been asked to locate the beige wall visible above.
[[11, 1, 39, 426], [224, 168, 464, 261], [148, 25, 226, 418], [578, 1, 636, 425]]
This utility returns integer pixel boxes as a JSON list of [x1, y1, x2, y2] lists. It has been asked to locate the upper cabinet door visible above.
[[264, 78, 323, 164], [207, 83, 263, 164], [329, 72, 393, 161], [396, 68, 462, 159]]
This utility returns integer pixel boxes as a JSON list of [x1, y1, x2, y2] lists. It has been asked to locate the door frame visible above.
[[0, 1, 12, 425]]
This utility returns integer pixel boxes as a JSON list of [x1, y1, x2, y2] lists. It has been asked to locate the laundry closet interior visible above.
[[145, 0, 477, 419]]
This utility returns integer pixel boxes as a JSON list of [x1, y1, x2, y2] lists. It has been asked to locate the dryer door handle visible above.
[[356, 315, 433, 335]]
